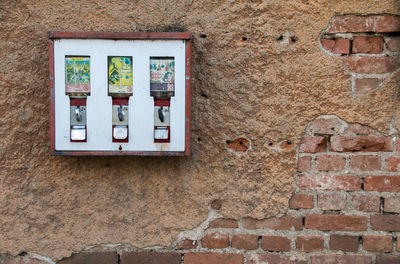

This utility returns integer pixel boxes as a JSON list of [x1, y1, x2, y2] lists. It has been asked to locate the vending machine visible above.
[[48, 32, 191, 156]]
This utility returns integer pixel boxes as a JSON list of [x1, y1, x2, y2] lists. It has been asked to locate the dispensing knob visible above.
[[75, 106, 82, 122], [158, 107, 165, 123], [118, 105, 125, 121]]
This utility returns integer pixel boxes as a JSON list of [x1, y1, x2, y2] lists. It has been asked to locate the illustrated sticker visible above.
[[150, 57, 175, 92], [65, 57, 90, 95], [108, 56, 133, 96]]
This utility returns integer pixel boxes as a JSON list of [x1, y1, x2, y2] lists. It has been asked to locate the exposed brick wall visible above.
[[10, 115, 396, 263], [320, 15, 400, 95]]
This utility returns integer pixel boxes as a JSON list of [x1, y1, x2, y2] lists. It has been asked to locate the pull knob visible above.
[[75, 106, 82, 122], [158, 107, 164, 123], [118, 105, 125, 121]]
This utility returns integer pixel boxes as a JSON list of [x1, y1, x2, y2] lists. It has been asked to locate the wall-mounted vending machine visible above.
[[48, 32, 191, 156]]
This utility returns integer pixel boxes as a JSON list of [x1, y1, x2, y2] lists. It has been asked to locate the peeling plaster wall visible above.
[[0, 0, 399, 260]]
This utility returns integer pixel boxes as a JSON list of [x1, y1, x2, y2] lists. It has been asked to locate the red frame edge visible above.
[[49, 39, 56, 155], [48, 31, 192, 40], [184, 39, 191, 156], [48, 32, 191, 156]]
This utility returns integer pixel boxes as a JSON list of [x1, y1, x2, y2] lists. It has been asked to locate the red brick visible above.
[[184, 253, 243, 264], [299, 136, 327, 153], [375, 15, 400, 32], [242, 216, 302, 230], [346, 123, 378, 135], [1, 255, 57, 264], [385, 157, 400, 172], [176, 239, 198, 250], [261, 236, 291, 252], [329, 15, 374, 33], [299, 174, 361, 191], [397, 138, 400, 152], [312, 254, 371, 264], [353, 78, 382, 94], [305, 214, 367, 231], [342, 56, 400, 74], [289, 193, 314, 209], [120, 252, 180, 264], [384, 197, 400, 213], [231, 234, 258, 250], [386, 37, 400, 52], [201, 232, 229, 249], [227, 138, 249, 152], [397, 238, 400, 252], [364, 176, 400, 192], [297, 156, 311, 172], [318, 193, 347, 210], [209, 218, 238, 228], [350, 155, 381, 171], [363, 235, 392, 252], [296, 236, 324, 252], [376, 255, 400, 264], [248, 253, 307, 264], [321, 38, 350, 54], [309, 117, 342, 135], [329, 235, 359, 252], [330, 136, 393, 152], [352, 36, 383, 54], [60, 252, 118, 264], [351, 194, 380, 212], [316, 155, 345, 171], [371, 215, 400, 231]]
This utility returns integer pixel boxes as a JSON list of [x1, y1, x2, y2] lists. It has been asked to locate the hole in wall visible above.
[[201, 92, 209, 99], [199, 34, 207, 38], [197, 137, 201, 142], [242, 37, 247, 41], [276, 35, 283, 42], [226, 138, 249, 152], [211, 199, 222, 210]]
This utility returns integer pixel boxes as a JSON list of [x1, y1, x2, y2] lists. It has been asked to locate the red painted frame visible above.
[[48, 31, 191, 156]]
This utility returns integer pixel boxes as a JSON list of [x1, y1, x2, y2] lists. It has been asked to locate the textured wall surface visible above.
[[0, 0, 399, 260]]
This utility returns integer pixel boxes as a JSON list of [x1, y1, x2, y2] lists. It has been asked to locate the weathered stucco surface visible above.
[[0, 0, 399, 260]]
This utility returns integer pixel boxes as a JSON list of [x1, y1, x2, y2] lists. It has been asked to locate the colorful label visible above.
[[150, 57, 175, 91], [65, 57, 90, 95], [108, 56, 133, 95]]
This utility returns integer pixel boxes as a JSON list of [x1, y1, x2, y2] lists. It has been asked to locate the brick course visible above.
[[317, 193, 347, 210], [305, 214, 367, 231], [329, 235, 359, 252], [261, 236, 291, 252], [209, 218, 238, 228], [296, 236, 324, 252], [201, 232, 229, 249], [362, 235, 392, 252], [352, 36, 383, 54], [231, 234, 258, 250], [350, 155, 381, 171], [59, 252, 118, 264], [120, 252, 180, 264], [316, 155, 345, 171], [384, 197, 400, 213], [289, 193, 313, 209], [184, 253, 243, 264], [351, 194, 380, 212]]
